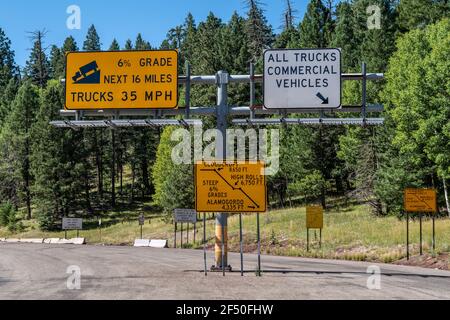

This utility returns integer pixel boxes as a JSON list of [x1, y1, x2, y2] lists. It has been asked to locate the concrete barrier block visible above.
[[30, 238, 44, 244], [19, 238, 44, 244], [70, 238, 85, 245], [5, 238, 20, 243], [44, 238, 60, 244], [57, 239, 73, 244], [149, 239, 168, 248], [134, 239, 150, 247]]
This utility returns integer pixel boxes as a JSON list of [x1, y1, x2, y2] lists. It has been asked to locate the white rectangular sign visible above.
[[62, 218, 83, 230], [174, 209, 197, 223], [264, 48, 341, 109]]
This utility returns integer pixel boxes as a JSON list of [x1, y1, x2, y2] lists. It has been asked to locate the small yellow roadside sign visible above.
[[195, 161, 266, 213], [404, 188, 437, 213], [65, 50, 178, 110], [306, 205, 323, 229]]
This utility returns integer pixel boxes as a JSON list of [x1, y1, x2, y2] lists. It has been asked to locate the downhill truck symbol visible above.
[[72, 61, 100, 84]]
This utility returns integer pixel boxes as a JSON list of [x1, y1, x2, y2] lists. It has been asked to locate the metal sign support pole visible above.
[[64, 230, 67, 240], [214, 70, 229, 272], [239, 213, 243, 276], [222, 223, 225, 276], [406, 211, 409, 260], [419, 214, 423, 255], [307, 228, 309, 252], [194, 222, 196, 244], [174, 222, 177, 248], [256, 212, 261, 277], [185, 62, 191, 119], [187, 222, 189, 244], [203, 213, 207, 276], [181, 223, 183, 248], [432, 215, 436, 252], [319, 228, 322, 248], [77, 229, 79, 238], [140, 224, 143, 239]]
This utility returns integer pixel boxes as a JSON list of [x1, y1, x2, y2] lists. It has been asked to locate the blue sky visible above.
[[0, 0, 309, 68]]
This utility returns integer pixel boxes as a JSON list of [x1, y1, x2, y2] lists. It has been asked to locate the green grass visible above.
[[1, 204, 449, 264]]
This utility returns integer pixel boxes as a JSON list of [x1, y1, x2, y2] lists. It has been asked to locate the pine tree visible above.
[[331, 1, 359, 71], [244, 0, 273, 64], [24, 31, 50, 88], [296, 0, 334, 48], [49, 45, 64, 79], [59, 36, 79, 78], [0, 27, 17, 93], [31, 80, 66, 229], [124, 39, 133, 50], [397, 0, 450, 32], [62, 36, 78, 53], [83, 25, 101, 51], [181, 13, 197, 65], [109, 39, 120, 51], [0, 81, 39, 218], [0, 77, 19, 126]]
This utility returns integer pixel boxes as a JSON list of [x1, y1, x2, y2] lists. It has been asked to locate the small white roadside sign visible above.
[[264, 48, 341, 109], [62, 218, 83, 230], [174, 209, 197, 223]]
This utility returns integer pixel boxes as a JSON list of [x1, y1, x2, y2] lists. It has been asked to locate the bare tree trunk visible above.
[[111, 129, 116, 207], [443, 178, 450, 218], [95, 129, 103, 199]]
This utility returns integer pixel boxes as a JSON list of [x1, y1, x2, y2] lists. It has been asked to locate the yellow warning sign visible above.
[[404, 188, 437, 213], [306, 205, 323, 229], [65, 50, 178, 110], [195, 161, 266, 213]]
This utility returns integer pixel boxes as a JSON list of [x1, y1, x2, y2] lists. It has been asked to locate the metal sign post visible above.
[[239, 213, 244, 277], [256, 212, 261, 277], [181, 223, 183, 248], [203, 213, 207, 276], [419, 214, 423, 255], [194, 221, 196, 244], [306, 228, 309, 252], [432, 215, 436, 251], [406, 211, 409, 260], [99, 218, 102, 243], [138, 214, 145, 239], [174, 222, 177, 248]]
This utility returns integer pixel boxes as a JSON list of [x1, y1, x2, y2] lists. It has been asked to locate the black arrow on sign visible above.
[[316, 92, 329, 104]]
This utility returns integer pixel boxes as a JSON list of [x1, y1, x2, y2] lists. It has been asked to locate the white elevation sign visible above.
[[174, 209, 197, 223], [62, 217, 83, 230], [264, 48, 341, 109]]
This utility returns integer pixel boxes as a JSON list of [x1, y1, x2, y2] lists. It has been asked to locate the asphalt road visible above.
[[1, 243, 449, 300]]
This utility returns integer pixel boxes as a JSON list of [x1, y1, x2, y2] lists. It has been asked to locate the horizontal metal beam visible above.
[[232, 118, 385, 126], [58, 104, 383, 118], [50, 119, 203, 129]]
